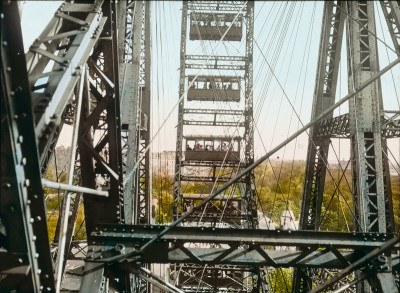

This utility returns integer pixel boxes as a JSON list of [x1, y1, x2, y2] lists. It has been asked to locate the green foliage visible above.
[[255, 161, 305, 224], [74, 203, 86, 240], [44, 165, 67, 194], [152, 173, 175, 224], [152, 173, 174, 193], [266, 268, 293, 292], [154, 191, 174, 224]]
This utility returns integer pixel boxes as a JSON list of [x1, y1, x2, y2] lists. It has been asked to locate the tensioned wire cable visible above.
[[185, 4, 256, 227], [200, 2, 304, 229], [124, 1, 248, 186], [376, 2, 400, 108], [276, 2, 315, 229], [166, 4, 247, 226], [219, 3, 299, 228], [251, 2, 398, 231], [187, 4, 283, 230], [249, 2, 304, 227], [254, 2, 296, 128], [253, 29, 364, 230]]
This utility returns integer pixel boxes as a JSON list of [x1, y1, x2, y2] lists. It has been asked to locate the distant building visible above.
[[152, 151, 175, 175]]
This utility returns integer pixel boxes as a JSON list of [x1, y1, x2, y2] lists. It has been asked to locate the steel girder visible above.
[[119, 0, 152, 227], [295, 3, 346, 290], [299, 0, 346, 233], [173, 1, 188, 221], [137, 1, 151, 226], [120, 0, 144, 226], [0, 2, 55, 291], [25, 1, 106, 173], [78, 0, 130, 291], [297, 1, 398, 292], [82, 225, 399, 268], [315, 113, 400, 139], [346, 3, 395, 290]]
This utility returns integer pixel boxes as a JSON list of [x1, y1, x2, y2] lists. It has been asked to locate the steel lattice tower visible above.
[[295, 2, 400, 292], [171, 1, 259, 291]]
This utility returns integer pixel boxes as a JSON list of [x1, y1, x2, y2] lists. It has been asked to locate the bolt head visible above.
[[2, 183, 11, 190]]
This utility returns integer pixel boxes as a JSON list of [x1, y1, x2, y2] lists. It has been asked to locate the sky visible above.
[[20, 1, 400, 169]]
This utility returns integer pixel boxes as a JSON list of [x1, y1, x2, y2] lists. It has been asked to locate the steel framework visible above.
[[1, 1, 399, 293]]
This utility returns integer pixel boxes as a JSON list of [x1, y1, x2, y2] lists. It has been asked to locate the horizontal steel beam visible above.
[[186, 64, 245, 70], [183, 120, 245, 127], [182, 161, 241, 167], [186, 55, 247, 62], [184, 109, 244, 115], [89, 225, 397, 248], [41, 179, 109, 197], [181, 176, 246, 183], [315, 113, 400, 138], [84, 225, 399, 269]]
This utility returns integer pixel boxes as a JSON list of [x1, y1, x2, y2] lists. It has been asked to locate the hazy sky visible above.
[[20, 1, 400, 168]]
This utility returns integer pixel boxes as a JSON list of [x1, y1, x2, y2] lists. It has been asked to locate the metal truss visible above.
[[182, 160, 243, 168], [184, 109, 244, 115], [1, 3, 55, 291], [183, 108, 245, 127], [2, 1, 400, 292], [172, 1, 259, 291], [180, 176, 246, 183], [84, 225, 399, 268], [299, 0, 345, 233], [26, 1, 106, 171], [187, 1, 247, 13], [315, 113, 400, 139], [296, 1, 399, 292]]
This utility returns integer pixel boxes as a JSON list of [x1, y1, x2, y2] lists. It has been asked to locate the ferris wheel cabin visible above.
[[187, 76, 241, 102], [189, 13, 243, 41], [185, 136, 241, 162]]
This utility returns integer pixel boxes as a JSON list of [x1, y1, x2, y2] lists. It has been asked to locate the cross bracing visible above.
[[1, 1, 400, 293]]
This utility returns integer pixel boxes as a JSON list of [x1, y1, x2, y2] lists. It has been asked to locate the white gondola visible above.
[[187, 76, 241, 102], [185, 135, 240, 162], [189, 13, 243, 41]]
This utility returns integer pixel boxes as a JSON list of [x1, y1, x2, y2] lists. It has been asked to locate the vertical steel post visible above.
[[173, 2, 189, 219]]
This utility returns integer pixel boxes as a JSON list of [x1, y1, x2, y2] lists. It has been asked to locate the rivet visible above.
[[6, 67, 11, 72], [2, 182, 11, 190], [18, 258, 23, 263], [21, 157, 27, 166], [37, 269, 41, 274], [30, 218, 34, 223], [24, 179, 30, 187], [35, 253, 39, 258], [36, 216, 41, 221], [18, 136, 23, 143], [2, 41, 7, 46]]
